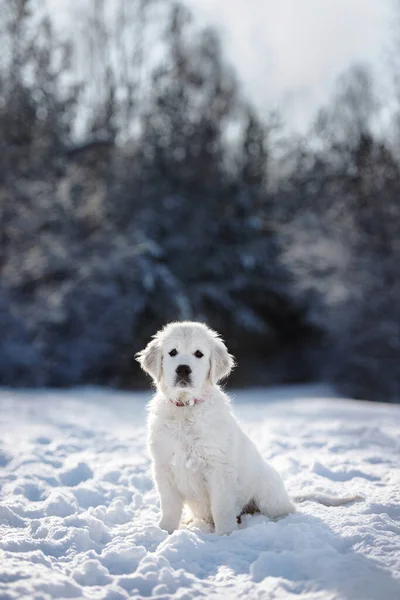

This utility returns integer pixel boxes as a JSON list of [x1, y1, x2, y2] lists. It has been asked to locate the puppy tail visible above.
[[293, 493, 364, 507]]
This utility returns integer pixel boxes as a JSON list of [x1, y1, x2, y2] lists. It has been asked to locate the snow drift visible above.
[[0, 385, 399, 599]]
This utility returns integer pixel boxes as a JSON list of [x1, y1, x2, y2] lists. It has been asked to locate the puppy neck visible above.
[[160, 381, 213, 407], [171, 393, 200, 407], [170, 389, 201, 407]]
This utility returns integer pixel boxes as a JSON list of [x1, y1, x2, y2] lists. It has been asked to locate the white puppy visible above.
[[136, 321, 296, 535]]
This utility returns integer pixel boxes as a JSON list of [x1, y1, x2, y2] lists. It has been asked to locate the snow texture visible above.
[[0, 384, 399, 600]]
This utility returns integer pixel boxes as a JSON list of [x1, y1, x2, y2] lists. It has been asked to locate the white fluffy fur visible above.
[[136, 321, 295, 535]]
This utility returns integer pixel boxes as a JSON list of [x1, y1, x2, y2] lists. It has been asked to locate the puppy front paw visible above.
[[214, 518, 238, 536], [158, 517, 179, 534]]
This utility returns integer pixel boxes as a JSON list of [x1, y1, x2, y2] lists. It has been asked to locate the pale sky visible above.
[[47, 0, 393, 132], [185, 0, 393, 131]]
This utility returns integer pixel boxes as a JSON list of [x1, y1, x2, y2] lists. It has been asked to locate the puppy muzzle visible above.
[[175, 364, 192, 387]]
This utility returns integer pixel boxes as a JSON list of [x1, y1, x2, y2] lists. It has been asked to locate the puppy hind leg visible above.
[[254, 479, 295, 520]]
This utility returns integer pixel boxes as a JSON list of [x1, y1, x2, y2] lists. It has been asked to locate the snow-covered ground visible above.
[[0, 384, 399, 600]]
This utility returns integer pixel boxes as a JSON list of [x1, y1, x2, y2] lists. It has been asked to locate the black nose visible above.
[[176, 364, 192, 377]]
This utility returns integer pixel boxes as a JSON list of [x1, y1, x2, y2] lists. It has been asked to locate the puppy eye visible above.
[[169, 349, 178, 357], [194, 350, 204, 358]]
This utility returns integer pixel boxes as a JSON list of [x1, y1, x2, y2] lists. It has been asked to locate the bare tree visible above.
[[70, 0, 163, 140]]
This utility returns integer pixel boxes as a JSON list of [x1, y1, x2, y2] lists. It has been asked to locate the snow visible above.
[[0, 384, 399, 600]]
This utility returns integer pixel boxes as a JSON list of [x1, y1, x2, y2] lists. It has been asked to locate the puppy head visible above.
[[136, 321, 235, 395]]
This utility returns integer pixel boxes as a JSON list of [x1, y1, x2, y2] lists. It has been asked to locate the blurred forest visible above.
[[0, 0, 399, 401]]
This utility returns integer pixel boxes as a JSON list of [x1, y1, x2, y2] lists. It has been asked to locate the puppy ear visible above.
[[135, 338, 162, 382], [210, 337, 235, 384]]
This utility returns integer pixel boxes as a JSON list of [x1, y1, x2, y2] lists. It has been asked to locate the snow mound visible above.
[[0, 385, 399, 599]]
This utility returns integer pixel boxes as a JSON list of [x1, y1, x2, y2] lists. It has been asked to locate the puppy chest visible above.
[[168, 428, 210, 499]]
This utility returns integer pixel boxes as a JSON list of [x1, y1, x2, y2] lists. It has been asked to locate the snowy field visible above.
[[0, 384, 399, 600]]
